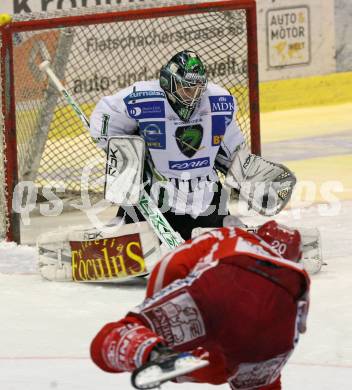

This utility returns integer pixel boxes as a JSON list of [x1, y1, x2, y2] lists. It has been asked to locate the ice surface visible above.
[[1, 200, 352, 390]]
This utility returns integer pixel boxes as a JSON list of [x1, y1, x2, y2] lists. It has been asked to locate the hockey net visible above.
[[0, 0, 260, 242]]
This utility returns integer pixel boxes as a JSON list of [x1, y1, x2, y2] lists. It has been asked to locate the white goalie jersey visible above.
[[89, 80, 244, 216]]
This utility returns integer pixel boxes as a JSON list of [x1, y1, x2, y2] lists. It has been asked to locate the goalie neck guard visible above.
[[159, 50, 207, 122]]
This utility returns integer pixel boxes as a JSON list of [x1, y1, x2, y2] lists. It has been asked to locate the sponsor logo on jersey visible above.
[[175, 124, 203, 158], [228, 352, 291, 390], [127, 101, 165, 119], [212, 134, 224, 145], [209, 95, 235, 112], [124, 90, 165, 103], [174, 118, 203, 126], [140, 291, 206, 347], [211, 115, 233, 146], [128, 107, 142, 116], [139, 121, 166, 149], [100, 114, 110, 137], [169, 157, 210, 170]]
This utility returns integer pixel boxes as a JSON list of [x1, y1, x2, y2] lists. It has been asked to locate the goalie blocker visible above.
[[225, 145, 296, 216]]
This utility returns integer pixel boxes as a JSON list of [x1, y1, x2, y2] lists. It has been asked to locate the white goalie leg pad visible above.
[[225, 146, 296, 216], [296, 226, 324, 275], [105, 136, 145, 205], [37, 221, 161, 282]]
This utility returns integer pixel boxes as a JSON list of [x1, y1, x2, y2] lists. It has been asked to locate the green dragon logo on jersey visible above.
[[175, 124, 203, 158]]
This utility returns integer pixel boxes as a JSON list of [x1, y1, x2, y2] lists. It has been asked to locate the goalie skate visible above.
[[131, 351, 209, 390]]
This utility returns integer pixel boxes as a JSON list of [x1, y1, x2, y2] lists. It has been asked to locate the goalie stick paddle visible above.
[[38, 60, 184, 250]]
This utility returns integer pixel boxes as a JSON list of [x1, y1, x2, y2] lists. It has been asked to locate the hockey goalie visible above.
[[89, 50, 297, 239], [37, 50, 323, 283], [90, 221, 310, 390]]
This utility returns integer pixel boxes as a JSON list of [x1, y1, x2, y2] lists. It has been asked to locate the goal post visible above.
[[0, 0, 260, 243]]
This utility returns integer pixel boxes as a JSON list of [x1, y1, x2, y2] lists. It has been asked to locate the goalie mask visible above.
[[160, 50, 207, 121]]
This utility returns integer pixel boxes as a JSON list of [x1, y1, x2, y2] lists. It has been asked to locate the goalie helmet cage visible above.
[[0, 0, 260, 243]]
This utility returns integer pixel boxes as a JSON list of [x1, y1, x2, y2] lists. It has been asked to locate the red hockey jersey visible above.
[[91, 227, 310, 389]]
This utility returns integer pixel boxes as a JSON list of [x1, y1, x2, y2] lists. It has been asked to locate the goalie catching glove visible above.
[[225, 144, 296, 216]]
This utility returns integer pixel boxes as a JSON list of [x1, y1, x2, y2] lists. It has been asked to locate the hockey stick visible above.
[[39, 60, 184, 249], [39, 61, 90, 130]]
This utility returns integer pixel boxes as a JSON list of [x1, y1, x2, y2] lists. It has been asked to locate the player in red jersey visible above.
[[90, 221, 310, 389]]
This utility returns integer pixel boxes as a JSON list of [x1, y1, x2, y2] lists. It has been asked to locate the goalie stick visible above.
[[38, 61, 90, 130], [39, 60, 184, 250]]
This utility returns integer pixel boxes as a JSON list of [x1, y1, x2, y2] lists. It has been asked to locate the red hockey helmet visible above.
[[257, 220, 302, 262]]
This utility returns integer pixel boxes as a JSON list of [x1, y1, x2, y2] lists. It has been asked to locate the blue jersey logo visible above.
[[139, 121, 166, 149], [127, 101, 165, 119], [209, 95, 234, 113], [169, 157, 210, 170], [124, 90, 165, 104], [211, 115, 233, 146]]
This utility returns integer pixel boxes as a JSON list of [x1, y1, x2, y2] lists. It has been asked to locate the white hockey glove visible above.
[[225, 145, 296, 216]]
